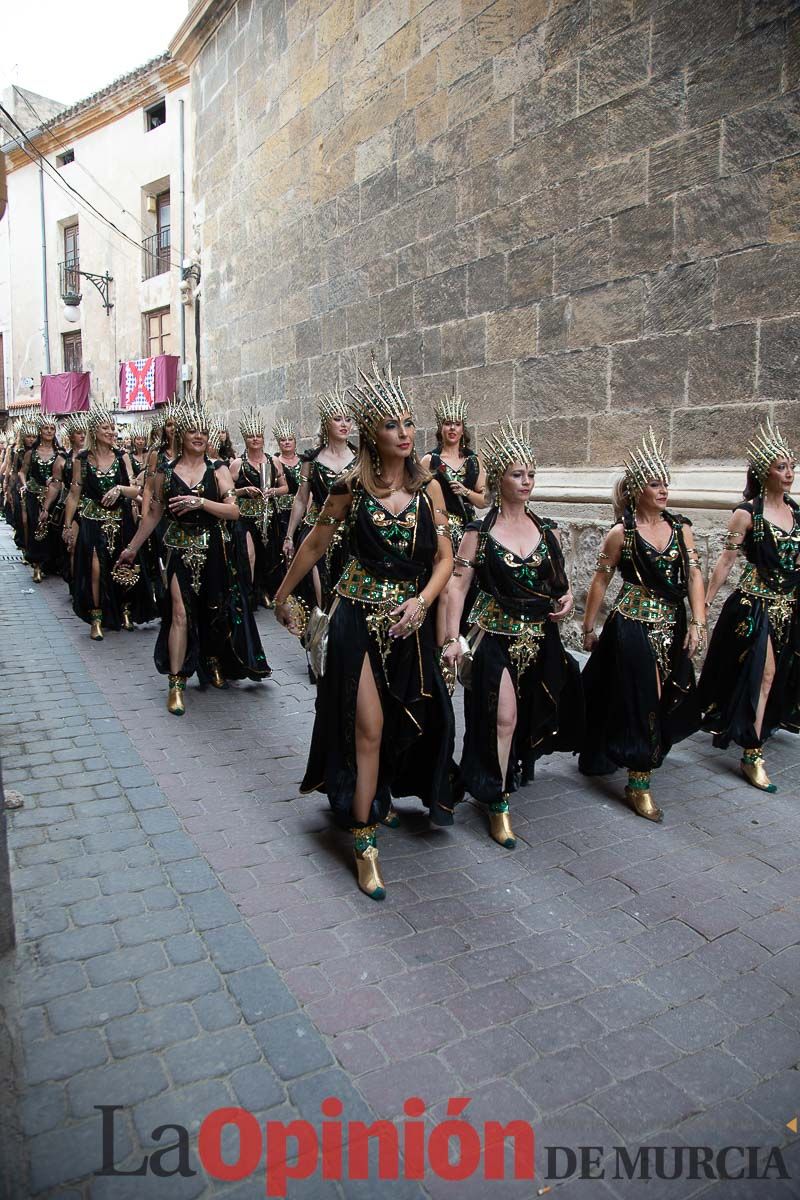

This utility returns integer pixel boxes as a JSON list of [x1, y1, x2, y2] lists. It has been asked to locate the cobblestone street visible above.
[[1, 520, 799, 1198]]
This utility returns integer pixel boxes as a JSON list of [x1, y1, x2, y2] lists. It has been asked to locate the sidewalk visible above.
[[1, 521, 798, 1198]]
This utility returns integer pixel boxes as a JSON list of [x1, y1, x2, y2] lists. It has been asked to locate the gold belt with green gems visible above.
[[469, 590, 546, 638], [304, 503, 320, 528], [239, 496, 266, 519], [336, 557, 418, 607], [80, 498, 122, 522], [468, 591, 547, 680], [275, 494, 293, 512], [25, 478, 46, 497], [738, 564, 796, 639], [612, 582, 677, 626]]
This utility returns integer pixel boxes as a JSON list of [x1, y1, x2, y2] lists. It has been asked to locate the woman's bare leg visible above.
[[353, 656, 382, 824], [168, 574, 188, 676]]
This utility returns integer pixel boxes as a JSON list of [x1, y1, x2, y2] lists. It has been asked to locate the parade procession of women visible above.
[[1, 366, 798, 903]]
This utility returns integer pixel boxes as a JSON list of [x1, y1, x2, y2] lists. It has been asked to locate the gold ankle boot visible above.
[[167, 674, 186, 716], [489, 798, 516, 848], [32, 564, 43, 583], [624, 771, 663, 823], [122, 605, 134, 631], [352, 825, 385, 900], [382, 807, 400, 828], [741, 748, 776, 793], [208, 658, 226, 688], [89, 609, 104, 640]]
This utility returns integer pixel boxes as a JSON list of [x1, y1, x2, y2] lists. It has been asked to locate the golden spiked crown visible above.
[[434, 387, 468, 427], [347, 358, 414, 440], [318, 388, 350, 429], [623, 428, 670, 497], [482, 418, 536, 487], [239, 408, 265, 440], [128, 418, 154, 444], [746, 420, 794, 482], [172, 398, 211, 437], [273, 418, 296, 442], [86, 403, 116, 433], [64, 412, 90, 440]]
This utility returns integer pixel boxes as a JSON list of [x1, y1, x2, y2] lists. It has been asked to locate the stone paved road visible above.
[[1, 521, 799, 1198]]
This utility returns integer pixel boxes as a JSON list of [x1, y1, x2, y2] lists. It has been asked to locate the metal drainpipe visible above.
[[179, 98, 186, 398], [39, 162, 51, 374]]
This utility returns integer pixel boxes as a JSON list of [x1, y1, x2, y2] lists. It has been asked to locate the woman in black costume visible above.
[[444, 420, 582, 848], [19, 415, 63, 582], [275, 361, 458, 900], [283, 391, 355, 612], [10, 418, 38, 551], [700, 421, 799, 792], [41, 413, 89, 586], [117, 400, 270, 715], [229, 409, 287, 607], [63, 406, 151, 640], [264, 419, 302, 599], [421, 391, 486, 646], [579, 430, 705, 823]]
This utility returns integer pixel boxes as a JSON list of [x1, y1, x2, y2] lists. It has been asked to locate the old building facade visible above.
[[0, 57, 196, 415]]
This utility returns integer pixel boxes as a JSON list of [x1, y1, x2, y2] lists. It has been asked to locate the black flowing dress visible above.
[[231, 456, 274, 606], [700, 497, 800, 749], [301, 481, 460, 828], [264, 459, 302, 599], [579, 511, 700, 775], [12, 450, 28, 550], [153, 457, 271, 683], [460, 510, 584, 804], [295, 449, 355, 612], [22, 449, 64, 574], [428, 450, 481, 552], [72, 450, 156, 629]]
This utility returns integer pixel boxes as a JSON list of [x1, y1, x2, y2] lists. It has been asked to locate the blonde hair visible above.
[[612, 475, 630, 521]]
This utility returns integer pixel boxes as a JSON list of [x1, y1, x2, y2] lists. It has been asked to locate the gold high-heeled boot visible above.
[[489, 796, 516, 848], [32, 564, 43, 583], [624, 770, 663, 822], [740, 748, 776, 793], [208, 658, 226, 688], [167, 674, 186, 716], [122, 605, 134, 631], [382, 807, 400, 828], [89, 608, 104, 640], [351, 825, 385, 900]]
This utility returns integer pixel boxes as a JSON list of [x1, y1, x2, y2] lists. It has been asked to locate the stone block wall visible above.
[[191, 0, 800, 466]]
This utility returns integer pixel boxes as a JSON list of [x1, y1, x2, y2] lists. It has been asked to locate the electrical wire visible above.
[[9, 81, 156, 245], [0, 100, 183, 273]]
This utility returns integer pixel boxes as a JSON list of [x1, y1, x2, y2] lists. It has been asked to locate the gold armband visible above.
[[595, 551, 615, 576], [454, 555, 475, 568], [687, 551, 702, 570], [223, 489, 236, 500], [723, 534, 743, 552]]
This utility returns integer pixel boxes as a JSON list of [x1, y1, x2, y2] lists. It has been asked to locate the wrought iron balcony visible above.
[[59, 258, 81, 300], [142, 227, 171, 280]]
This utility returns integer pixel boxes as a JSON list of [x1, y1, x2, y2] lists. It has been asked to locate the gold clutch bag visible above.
[[305, 606, 329, 679], [110, 562, 141, 589]]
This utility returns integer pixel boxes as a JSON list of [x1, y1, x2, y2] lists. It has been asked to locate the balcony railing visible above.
[[59, 258, 81, 299], [142, 228, 170, 280]]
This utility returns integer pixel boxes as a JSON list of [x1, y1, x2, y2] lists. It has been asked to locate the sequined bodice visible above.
[[621, 525, 684, 589], [361, 493, 418, 559], [30, 451, 58, 484], [165, 460, 218, 531], [281, 461, 302, 494], [768, 512, 800, 574], [81, 452, 123, 503]]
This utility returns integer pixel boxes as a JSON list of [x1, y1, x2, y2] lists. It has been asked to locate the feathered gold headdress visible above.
[[346, 359, 414, 442], [318, 388, 350, 428], [623, 428, 670, 498], [239, 408, 265, 440], [746, 420, 794, 482], [482, 418, 536, 487], [128, 418, 154, 445], [434, 387, 468, 427]]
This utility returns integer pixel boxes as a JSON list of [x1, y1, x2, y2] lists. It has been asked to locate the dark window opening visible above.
[[63, 331, 82, 373], [145, 99, 166, 131], [56, 148, 74, 167]]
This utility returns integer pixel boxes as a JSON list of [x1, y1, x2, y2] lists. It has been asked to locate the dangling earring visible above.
[[370, 444, 382, 476]]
